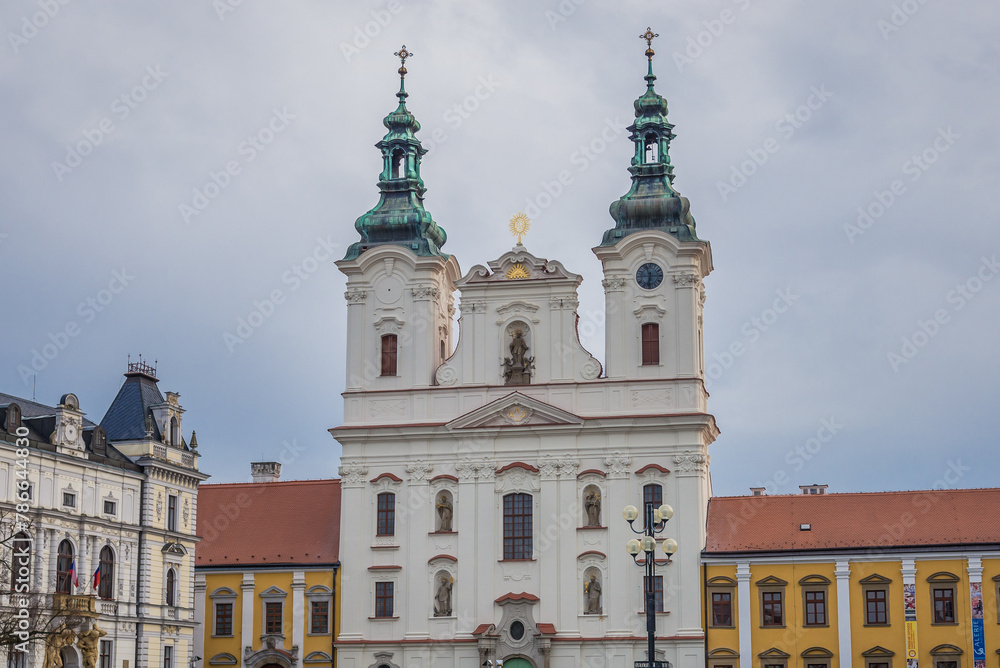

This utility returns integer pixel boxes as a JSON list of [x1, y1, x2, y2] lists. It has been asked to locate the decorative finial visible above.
[[641, 27, 658, 60], [509, 212, 531, 245], [394, 45, 412, 78]]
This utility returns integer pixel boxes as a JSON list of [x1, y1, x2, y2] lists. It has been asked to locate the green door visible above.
[[502, 659, 533, 668]]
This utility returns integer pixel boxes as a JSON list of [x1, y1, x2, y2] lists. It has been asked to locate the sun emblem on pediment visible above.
[[505, 263, 530, 280]]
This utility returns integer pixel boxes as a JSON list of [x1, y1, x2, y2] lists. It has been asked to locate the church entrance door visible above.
[[502, 659, 534, 668]]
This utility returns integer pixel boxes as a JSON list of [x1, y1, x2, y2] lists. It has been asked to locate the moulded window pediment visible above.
[[304, 651, 333, 663], [208, 653, 238, 666], [306, 585, 333, 595], [209, 587, 237, 599], [709, 649, 740, 658], [859, 574, 893, 585], [926, 571, 960, 583], [707, 576, 737, 586], [799, 575, 831, 586], [862, 647, 896, 658], [758, 648, 791, 659], [930, 645, 963, 656], [258, 586, 287, 598], [801, 648, 834, 658], [755, 575, 788, 587]]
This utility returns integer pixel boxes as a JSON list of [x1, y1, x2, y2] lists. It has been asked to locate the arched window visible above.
[[56, 540, 74, 593], [644, 132, 659, 163], [169, 416, 179, 446], [9, 532, 30, 593], [641, 323, 659, 365], [376, 492, 395, 536], [98, 546, 115, 600], [391, 149, 404, 178], [381, 335, 398, 376], [503, 493, 532, 560], [166, 568, 176, 607], [643, 483, 663, 509]]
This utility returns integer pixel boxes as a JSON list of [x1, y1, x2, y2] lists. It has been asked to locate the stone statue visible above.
[[436, 493, 453, 532], [585, 574, 602, 614], [502, 329, 534, 385], [584, 489, 601, 526], [76, 623, 107, 668], [43, 625, 77, 668], [434, 575, 453, 617]]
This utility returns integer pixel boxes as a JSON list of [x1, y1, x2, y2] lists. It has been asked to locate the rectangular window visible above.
[[215, 602, 233, 636], [167, 495, 177, 532], [807, 664, 828, 668], [103, 500, 117, 515], [762, 590, 784, 626], [868, 663, 889, 668], [644, 575, 664, 613], [62, 492, 76, 507], [712, 592, 733, 626], [381, 334, 398, 376], [162, 646, 172, 668], [933, 588, 955, 623], [265, 602, 283, 634], [375, 582, 394, 618], [311, 600, 330, 634], [805, 590, 827, 625], [641, 323, 659, 365], [503, 493, 533, 560], [99, 640, 112, 668], [376, 492, 395, 536], [7, 652, 26, 668], [866, 589, 888, 625], [935, 662, 957, 668], [643, 484, 663, 508]]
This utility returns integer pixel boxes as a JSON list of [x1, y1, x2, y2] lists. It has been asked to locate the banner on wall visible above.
[[904, 583, 918, 668], [971, 582, 986, 668]]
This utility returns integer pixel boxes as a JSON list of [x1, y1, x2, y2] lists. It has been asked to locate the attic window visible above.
[[800, 523, 812, 531]]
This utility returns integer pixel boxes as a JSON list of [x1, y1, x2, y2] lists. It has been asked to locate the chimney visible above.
[[251, 462, 281, 483]]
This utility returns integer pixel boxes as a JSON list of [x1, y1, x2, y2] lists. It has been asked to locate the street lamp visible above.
[[623, 502, 677, 668]]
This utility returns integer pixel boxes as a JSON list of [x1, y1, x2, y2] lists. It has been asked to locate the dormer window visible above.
[[644, 133, 659, 163], [170, 416, 180, 446], [391, 149, 404, 178]]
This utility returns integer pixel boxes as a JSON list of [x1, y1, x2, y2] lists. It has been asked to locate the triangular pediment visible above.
[[446, 392, 584, 430]]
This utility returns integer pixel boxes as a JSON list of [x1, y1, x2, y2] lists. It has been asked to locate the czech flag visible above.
[[67, 560, 79, 588], [92, 564, 101, 591]]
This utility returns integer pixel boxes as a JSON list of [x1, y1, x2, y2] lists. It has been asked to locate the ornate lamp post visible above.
[[623, 500, 678, 668]]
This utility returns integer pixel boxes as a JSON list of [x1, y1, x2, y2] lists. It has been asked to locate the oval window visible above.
[[510, 620, 525, 640]]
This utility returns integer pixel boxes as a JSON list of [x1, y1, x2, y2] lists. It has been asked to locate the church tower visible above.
[[593, 29, 713, 382], [336, 46, 461, 392]]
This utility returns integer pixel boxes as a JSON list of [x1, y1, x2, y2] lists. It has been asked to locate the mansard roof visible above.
[[196, 479, 342, 567], [100, 371, 167, 442], [705, 487, 1000, 554]]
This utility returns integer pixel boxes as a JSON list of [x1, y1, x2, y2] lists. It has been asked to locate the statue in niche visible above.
[[43, 625, 77, 668], [584, 573, 602, 614], [76, 623, 107, 668], [502, 329, 534, 385], [584, 489, 601, 527], [436, 492, 453, 532], [434, 575, 453, 617]]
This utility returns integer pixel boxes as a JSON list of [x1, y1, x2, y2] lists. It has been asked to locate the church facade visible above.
[[333, 38, 717, 668]]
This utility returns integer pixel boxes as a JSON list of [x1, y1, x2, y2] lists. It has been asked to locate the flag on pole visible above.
[[68, 560, 79, 588], [92, 564, 101, 591]]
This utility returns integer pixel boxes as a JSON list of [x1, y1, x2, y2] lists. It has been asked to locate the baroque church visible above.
[[333, 35, 716, 668]]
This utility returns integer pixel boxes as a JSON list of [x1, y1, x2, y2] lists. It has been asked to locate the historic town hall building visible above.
[[332, 38, 717, 668]]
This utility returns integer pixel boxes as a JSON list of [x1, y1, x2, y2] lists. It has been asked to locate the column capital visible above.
[[967, 556, 984, 582], [835, 561, 851, 579], [736, 562, 752, 580]]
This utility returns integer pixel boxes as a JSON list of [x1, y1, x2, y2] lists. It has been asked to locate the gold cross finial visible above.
[[641, 27, 658, 60], [394, 45, 412, 77]]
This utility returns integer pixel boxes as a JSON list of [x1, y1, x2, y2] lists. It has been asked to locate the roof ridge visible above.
[[711, 487, 1000, 499], [201, 478, 341, 489]]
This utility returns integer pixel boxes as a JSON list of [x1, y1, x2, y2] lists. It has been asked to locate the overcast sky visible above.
[[2, 1, 997, 496]]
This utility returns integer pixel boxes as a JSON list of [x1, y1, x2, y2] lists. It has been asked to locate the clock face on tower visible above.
[[635, 263, 663, 290]]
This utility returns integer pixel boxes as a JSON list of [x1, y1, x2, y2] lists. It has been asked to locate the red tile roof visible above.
[[196, 479, 341, 567], [536, 623, 557, 635], [705, 488, 1000, 554], [496, 592, 540, 603]]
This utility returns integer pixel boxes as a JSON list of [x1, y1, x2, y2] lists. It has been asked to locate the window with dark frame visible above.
[[643, 483, 663, 508], [103, 500, 116, 515], [503, 493, 533, 560], [868, 662, 889, 668], [375, 582, 394, 618], [866, 589, 888, 624], [376, 492, 396, 536], [62, 492, 76, 507], [805, 590, 827, 625], [381, 334, 398, 376], [933, 588, 955, 623], [215, 602, 233, 636], [641, 323, 660, 365], [167, 495, 177, 532], [98, 546, 115, 600], [712, 591, 733, 626], [763, 664, 785, 668], [762, 590, 783, 626], [8, 651, 26, 668], [265, 601, 283, 634], [162, 646, 172, 668], [644, 575, 664, 613], [165, 569, 176, 607], [935, 662, 957, 668], [311, 599, 330, 634], [98, 640, 112, 668], [807, 663, 828, 668], [56, 540, 73, 594]]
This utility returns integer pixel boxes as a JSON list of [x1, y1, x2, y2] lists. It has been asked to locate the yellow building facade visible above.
[[194, 468, 341, 668], [704, 490, 1000, 668]]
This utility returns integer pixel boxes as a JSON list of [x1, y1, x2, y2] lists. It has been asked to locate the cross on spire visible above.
[[394, 45, 412, 78], [641, 27, 658, 61]]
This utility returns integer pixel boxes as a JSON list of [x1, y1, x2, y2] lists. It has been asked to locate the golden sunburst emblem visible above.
[[506, 263, 530, 280], [509, 212, 531, 245]]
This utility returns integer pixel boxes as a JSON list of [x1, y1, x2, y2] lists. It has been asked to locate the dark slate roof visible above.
[[100, 373, 165, 441], [0, 392, 141, 473]]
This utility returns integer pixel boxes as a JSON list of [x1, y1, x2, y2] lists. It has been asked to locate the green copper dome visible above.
[[600, 31, 699, 247], [344, 46, 448, 261]]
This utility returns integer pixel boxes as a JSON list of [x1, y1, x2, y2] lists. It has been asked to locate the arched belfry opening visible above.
[[644, 132, 659, 163]]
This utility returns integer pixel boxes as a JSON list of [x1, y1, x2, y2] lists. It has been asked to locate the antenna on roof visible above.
[[32, 374, 36, 401]]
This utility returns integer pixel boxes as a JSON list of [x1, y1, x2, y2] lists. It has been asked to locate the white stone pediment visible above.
[[446, 392, 584, 430], [458, 246, 580, 285]]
